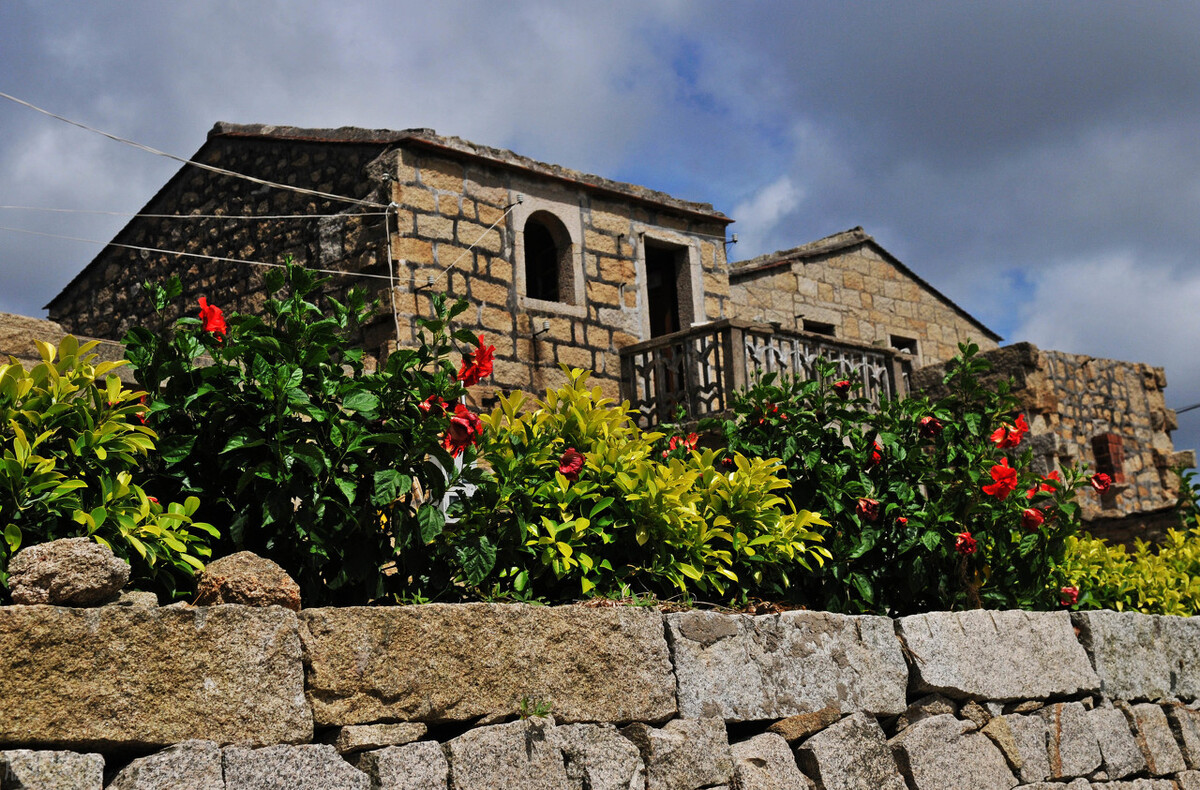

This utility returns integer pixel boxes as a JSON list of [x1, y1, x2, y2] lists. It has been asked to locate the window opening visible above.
[[522, 211, 573, 304], [646, 244, 687, 337], [891, 335, 918, 355], [803, 320, 836, 337], [1091, 433, 1126, 484]]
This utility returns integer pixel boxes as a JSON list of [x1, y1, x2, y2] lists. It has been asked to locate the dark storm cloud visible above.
[[2, 0, 1199, 451]]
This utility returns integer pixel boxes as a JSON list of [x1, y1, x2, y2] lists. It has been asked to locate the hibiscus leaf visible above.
[[920, 530, 942, 551], [333, 476, 357, 505], [221, 431, 264, 454], [417, 504, 445, 544], [159, 435, 196, 465], [372, 470, 413, 507], [963, 412, 983, 437], [343, 390, 380, 415], [456, 535, 497, 586]]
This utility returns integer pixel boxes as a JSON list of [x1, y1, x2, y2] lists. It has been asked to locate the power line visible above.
[[0, 91, 390, 209], [0, 205, 386, 221], [0, 225, 397, 282]]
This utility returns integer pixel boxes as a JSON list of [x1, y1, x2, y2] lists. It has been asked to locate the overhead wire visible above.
[[0, 205, 386, 220], [0, 91, 390, 209]]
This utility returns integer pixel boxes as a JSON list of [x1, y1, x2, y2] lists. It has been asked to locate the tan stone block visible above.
[[818, 282, 835, 301], [476, 200, 508, 226], [532, 363, 569, 394], [595, 375, 621, 403], [472, 278, 511, 307], [624, 289, 638, 308], [492, 359, 532, 390], [457, 221, 503, 255], [546, 317, 574, 344], [704, 296, 724, 321], [557, 345, 593, 371], [420, 159, 464, 193], [438, 193, 463, 217], [862, 293, 873, 310], [589, 208, 630, 236], [599, 257, 636, 283], [585, 255, 600, 279], [480, 305, 515, 335], [588, 280, 621, 307], [584, 324, 611, 351], [657, 214, 688, 232], [613, 331, 638, 349], [394, 184, 437, 213], [463, 173, 509, 206], [417, 214, 454, 241], [490, 257, 513, 283], [515, 338, 533, 360], [842, 271, 864, 290], [393, 236, 434, 266], [585, 231, 618, 255]]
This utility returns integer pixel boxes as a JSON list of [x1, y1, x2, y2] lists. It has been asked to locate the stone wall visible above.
[[913, 343, 1196, 544], [728, 227, 1001, 368], [5, 601, 1200, 788]]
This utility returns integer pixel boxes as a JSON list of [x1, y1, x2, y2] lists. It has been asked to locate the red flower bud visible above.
[[1021, 508, 1045, 531], [558, 447, 585, 482], [918, 415, 944, 439], [856, 497, 880, 522], [833, 380, 851, 399], [1060, 585, 1079, 606], [1090, 473, 1112, 494], [954, 531, 977, 555]]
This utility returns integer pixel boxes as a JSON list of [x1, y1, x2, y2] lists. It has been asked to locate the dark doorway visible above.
[[646, 244, 685, 337]]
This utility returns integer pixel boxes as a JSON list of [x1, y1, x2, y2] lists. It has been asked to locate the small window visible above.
[[803, 320, 836, 337], [891, 335, 918, 355], [522, 211, 574, 305], [1092, 433, 1126, 484]]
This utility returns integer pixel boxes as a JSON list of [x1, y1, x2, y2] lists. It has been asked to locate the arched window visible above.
[[522, 211, 574, 305]]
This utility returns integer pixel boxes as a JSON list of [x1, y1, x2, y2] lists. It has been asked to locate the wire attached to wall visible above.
[[0, 205, 386, 221], [419, 196, 522, 291], [0, 91, 390, 210]]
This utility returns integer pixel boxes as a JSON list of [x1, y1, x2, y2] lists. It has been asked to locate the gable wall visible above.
[[727, 244, 997, 367]]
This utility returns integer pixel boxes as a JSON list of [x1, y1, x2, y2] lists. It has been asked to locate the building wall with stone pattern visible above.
[[728, 227, 1001, 368], [5, 602, 1200, 789]]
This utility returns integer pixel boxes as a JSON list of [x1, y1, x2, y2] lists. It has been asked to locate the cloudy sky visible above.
[[3, 1, 1200, 455]]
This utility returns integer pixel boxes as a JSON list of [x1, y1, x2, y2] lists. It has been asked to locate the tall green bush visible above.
[[1061, 528, 1200, 616], [714, 342, 1086, 614], [123, 263, 483, 604], [0, 336, 216, 599], [448, 367, 828, 602]]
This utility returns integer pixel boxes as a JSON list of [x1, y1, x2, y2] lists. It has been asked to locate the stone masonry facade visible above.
[[728, 226, 1001, 368], [5, 602, 1200, 789]]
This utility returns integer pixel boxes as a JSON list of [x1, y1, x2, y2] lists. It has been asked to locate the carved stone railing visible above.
[[619, 319, 911, 427]]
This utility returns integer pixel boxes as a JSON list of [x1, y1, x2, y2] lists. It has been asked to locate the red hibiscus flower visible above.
[[558, 447, 585, 482], [833, 380, 852, 399], [456, 335, 496, 386], [1060, 586, 1080, 606], [1026, 470, 1061, 499], [668, 433, 700, 453], [990, 414, 1029, 449], [1090, 473, 1113, 494], [1021, 508, 1045, 531], [896, 516, 908, 525], [869, 441, 883, 466], [441, 404, 483, 457], [954, 531, 977, 555], [856, 497, 880, 522], [982, 457, 1019, 500], [198, 297, 227, 338], [756, 402, 780, 425], [918, 416, 944, 439], [418, 395, 449, 416]]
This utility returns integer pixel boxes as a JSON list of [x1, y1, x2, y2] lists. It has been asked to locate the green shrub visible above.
[[713, 342, 1086, 614], [123, 263, 482, 605], [0, 336, 216, 599], [449, 367, 828, 602], [1062, 528, 1200, 615]]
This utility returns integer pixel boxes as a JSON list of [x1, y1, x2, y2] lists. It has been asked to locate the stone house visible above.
[[35, 122, 1193, 540]]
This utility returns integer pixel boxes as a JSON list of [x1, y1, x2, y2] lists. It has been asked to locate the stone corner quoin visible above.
[[666, 608, 908, 722], [298, 603, 677, 727], [897, 609, 1100, 701]]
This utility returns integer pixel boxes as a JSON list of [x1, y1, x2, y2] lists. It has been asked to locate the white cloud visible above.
[[729, 176, 804, 258]]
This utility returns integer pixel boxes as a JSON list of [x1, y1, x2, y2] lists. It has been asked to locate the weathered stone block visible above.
[[446, 718, 571, 790], [331, 722, 428, 755], [766, 706, 842, 743], [8, 536, 129, 605], [889, 714, 1017, 790], [898, 610, 1099, 700], [1074, 611, 1200, 700], [1127, 702, 1187, 775], [731, 733, 813, 790], [553, 723, 646, 790], [300, 604, 674, 726], [194, 551, 301, 610], [999, 713, 1051, 783], [355, 741, 449, 790], [0, 749, 104, 790], [1168, 704, 1200, 768], [1087, 706, 1145, 779], [667, 610, 907, 721], [0, 605, 311, 750], [796, 713, 906, 790], [622, 718, 732, 790], [1040, 702, 1101, 779], [223, 744, 368, 789], [107, 741, 224, 790]]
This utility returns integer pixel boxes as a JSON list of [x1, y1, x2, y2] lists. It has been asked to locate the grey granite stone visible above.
[[1087, 706, 1145, 779], [730, 733, 814, 790], [667, 610, 907, 721], [1040, 702, 1101, 779], [8, 536, 129, 606], [1168, 703, 1200, 769], [1127, 702, 1186, 776], [107, 741, 223, 789], [331, 723, 428, 755], [890, 693, 957, 735], [445, 718, 572, 790], [1000, 714, 1051, 784], [223, 744, 368, 789], [889, 713, 1017, 790], [898, 610, 1099, 701], [0, 749, 103, 790], [553, 723, 645, 790], [1074, 610, 1200, 701], [622, 718, 733, 790], [355, 741, 449, 790], [795, 712, 907, 790]]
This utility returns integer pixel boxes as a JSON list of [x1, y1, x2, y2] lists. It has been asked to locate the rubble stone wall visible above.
[[4, 602, 1200, 789], [728, 231, 999, 367]]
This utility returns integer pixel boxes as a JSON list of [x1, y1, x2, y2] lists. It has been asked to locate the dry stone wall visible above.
[[4, 603, 1200, 788]]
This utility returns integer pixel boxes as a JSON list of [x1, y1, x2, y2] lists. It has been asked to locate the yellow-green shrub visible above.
[[1061, 528, 1200, 615], [449, 368, 828, 601]]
